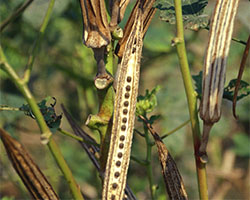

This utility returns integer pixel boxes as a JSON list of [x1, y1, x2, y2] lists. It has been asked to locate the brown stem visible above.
[[232, 35, 250, 119], [93, 47, 113, 89], [199, 122, 213, 163]]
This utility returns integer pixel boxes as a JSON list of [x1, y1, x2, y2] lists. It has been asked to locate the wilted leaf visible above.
[[223, 79, 250, 101], [192, 72, 250, 102], [19, 97, 62, 133], [154, 0, 209, 30], [61, 105, 137, 200]]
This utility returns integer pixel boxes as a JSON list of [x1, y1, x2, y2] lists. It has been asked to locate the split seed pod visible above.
[[109, 0, 131, 31], [79, 0, 111, 48], [199, 0, 240, 163], [115, 0, 156, 58]]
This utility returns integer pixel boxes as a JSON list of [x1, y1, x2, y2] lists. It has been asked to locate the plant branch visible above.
[[143, 116, 156, 200], [161, 119, 190, 140], [233, 35, 250, 118], [0, 46, 84, 200], [0, 105, 20, 111], [0, 0, 34, 32], [57, 128, 99, 147], [23, 0, 55, 83], [173, 0, 208, 199]]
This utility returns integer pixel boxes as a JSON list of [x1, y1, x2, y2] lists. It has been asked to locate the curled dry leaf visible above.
[[115, 0, 156, 58], [0, 128, 59, 200], [139, 116, 188, 200], [199, 0, 240, 163]]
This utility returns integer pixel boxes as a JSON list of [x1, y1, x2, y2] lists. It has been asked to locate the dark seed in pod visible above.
[[122, 118, 127, 123], [127, 76, 132, 82], [111, 195, 115, 200], [119, 143, 124, 149], [124, 101, 129, 107], [112, 183, 118, 189], [123, 109, 128, 114], [121, 125, 126, 131], [120, 135, 125, 141], [126, 85, 131, 91], [124, 93, 130, 98], [117, 152, 123, 158], [116, 161, 121, 167], [114, 172, 120, 178]]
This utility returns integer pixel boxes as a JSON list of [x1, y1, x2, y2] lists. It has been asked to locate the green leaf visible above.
[[19, 97, 62, 133], [148, 115, 161, 125], [232, 133, 250, 157], [192, 71, 202, 99], [154, 0, 209, 30], [192, 72, 250, 102], [223, 79, 250, 101], [136, 85, 161, 116]]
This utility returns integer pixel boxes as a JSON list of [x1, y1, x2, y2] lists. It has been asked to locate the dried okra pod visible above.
[[79, 0, 111, 48], [199, 0, 240, 163], [79, 0, 113, 89]]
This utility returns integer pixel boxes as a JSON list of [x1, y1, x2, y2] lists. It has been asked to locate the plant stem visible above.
[[23, 0, 55, 83], [0, 0, 34, 32], [57, 128, 99, 147], [131, 155, 148, 166], [0, 106, 20, 111], [144, 121, 155, 200], [89, 43, 114, 172], [161, 119, 190, 140], [58, 128, 84, 142], [173, 0, 208, 199], [0, 46, 84, 200]]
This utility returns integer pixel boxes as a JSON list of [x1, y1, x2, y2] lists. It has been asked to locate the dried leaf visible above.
[[61, 105, 137, 200], [0, 128, 59, 200]]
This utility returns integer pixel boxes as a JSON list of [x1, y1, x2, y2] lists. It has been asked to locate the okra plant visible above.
[[0, 0, 249, 199]]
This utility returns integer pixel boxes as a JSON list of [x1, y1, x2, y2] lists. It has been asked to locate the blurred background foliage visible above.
[[0, 0, 249, 199]]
